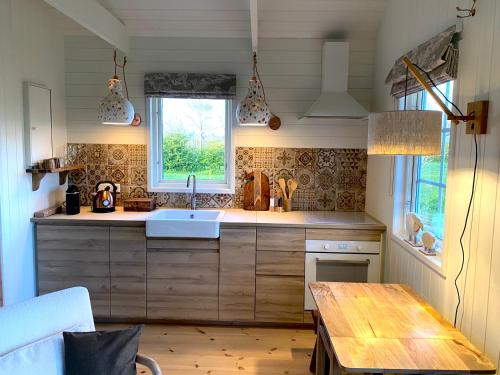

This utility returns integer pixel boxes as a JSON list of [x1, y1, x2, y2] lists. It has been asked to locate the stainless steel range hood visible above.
[[302, 42, 368, 119]]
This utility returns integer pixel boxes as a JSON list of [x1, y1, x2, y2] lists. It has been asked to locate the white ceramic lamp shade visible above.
[[368, 110, 442, 155], [237, 78, 271, 126], [98, 76, 135, 125]]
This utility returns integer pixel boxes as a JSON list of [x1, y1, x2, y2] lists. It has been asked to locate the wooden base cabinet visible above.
[[255, 275, 304, 322], [219, 227, 256, 321], [37, 225, 111, 318], [110, 227, 146, 319], [147, 239, 219, 320]]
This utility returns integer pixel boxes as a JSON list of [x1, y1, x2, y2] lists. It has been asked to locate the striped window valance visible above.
[[144, 73, 236, 99], [386, 25, 460, 98]]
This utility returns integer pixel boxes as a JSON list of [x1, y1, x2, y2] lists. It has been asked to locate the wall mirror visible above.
[[23, 82, 53, 168]]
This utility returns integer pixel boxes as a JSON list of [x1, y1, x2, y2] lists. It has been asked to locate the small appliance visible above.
[[92, 181, 117, 213], [65, 185, 80, 215]]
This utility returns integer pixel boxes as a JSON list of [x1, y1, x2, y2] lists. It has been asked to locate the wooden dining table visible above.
[[309, 282, 496, 375]]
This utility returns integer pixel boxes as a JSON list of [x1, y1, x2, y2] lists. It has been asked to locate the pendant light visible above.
[[237, 52, 280, 128], [98, 50, 141, 126]]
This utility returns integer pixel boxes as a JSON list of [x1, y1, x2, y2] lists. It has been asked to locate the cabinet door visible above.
[[110, 227, 146, 318], [219, 227, 256, 321], [37, 225, 110, 318], [256, 251, 304, 276], [255, 275, 304, 323], [257, 227, 305, 251], [147, 248, 219, 320]]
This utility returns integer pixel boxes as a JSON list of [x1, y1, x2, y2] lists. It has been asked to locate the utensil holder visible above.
[[283, 199, 292, 212]]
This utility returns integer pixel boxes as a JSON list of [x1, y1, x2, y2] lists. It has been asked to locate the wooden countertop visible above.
[[310, 282, 496, 374], [31, 207, 385, 230]]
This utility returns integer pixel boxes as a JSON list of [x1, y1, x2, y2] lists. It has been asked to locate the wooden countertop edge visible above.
[[31, 217, 386, 231]]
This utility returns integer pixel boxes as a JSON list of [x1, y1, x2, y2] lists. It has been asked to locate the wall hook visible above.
[[456, 0, 476, 18]]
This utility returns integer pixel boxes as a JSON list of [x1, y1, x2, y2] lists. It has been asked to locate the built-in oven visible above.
[[304, 239, 382, 310]]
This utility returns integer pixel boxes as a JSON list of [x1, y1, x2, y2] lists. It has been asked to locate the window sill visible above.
[[391, 234, 446, 278], [148, 186, 235, 195]]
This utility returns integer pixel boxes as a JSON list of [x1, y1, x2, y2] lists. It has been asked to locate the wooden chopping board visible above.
[[243, 169, 270, 211]]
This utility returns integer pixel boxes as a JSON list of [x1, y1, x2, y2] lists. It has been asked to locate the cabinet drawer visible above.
[[255, 275, 304, 323], [306, 228, 382, 242], [147, 239, 219, 250], [256, 251, 304, 276], [147, 250, 219, 320], [257, 227, 305, 251]]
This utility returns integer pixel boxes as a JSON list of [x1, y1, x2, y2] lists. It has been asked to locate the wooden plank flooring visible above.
[[98, 324, 315, 375]]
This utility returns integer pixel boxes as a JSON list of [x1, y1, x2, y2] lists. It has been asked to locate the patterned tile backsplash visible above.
[[68, 144, 367, 211]]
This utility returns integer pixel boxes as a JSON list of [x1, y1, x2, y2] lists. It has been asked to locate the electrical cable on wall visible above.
[[413, 63, 479, 327]]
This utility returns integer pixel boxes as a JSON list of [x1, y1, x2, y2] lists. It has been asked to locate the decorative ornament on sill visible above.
[[405, 212, 423, 246], [237, 52, 281, 130], [98, 50, 142, 127]]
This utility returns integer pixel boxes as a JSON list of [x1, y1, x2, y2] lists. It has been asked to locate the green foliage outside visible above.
[[162, 131, 225, 180]]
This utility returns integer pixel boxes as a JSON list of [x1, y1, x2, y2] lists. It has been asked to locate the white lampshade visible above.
[[98, 76, 135, 125], [367, 110, 442, 155], [236, 77, 271, 126]]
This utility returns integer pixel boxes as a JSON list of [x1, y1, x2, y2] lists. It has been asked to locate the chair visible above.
[[0, 287, 162, 375]]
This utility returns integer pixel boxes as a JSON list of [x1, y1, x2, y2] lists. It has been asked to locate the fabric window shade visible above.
[[386, 25, 459, 98], [144, 73, 236, 99]]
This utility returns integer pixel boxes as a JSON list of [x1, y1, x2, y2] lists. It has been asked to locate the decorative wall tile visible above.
[[108, 144, 129, 165], [129, 186, 148, 198], [336, 190, 356, 211], [295, 148, 315, 168], [130, 167, 147, 185], [129, 144, 147, 166], [315, 190, 336, 211], [86, 164, 107, 186], [86, 144, 108, 164], [254, 147, 273, 168], [72, 143, 367, 212], [235, 147, 254, 168], [108, 165, 129, 183], [315, 168, 334, 191], [316, 149, 336, 169], [273, 148, 295, 168], [67, 144, 87, 165], [296, 168, 315, 190]]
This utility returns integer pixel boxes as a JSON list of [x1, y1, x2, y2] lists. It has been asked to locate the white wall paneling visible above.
[[366, 0, 500, 370], [65, 35, 374, 147], [0, 0, 67, 305]]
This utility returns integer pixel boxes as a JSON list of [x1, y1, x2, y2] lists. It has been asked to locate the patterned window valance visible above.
[[144, 73, 236, 99], [386, 25, 459, 98]]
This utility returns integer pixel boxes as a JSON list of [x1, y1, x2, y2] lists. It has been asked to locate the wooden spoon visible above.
[[287, 179, 298, 199], [278, 178, 288, 199]]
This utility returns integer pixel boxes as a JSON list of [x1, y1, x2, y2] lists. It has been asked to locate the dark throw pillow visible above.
[[63, 325, 144, 375]]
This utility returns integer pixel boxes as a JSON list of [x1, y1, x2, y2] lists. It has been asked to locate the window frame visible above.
[[396, 81, 454, 251], [147, 96, 235, 194]]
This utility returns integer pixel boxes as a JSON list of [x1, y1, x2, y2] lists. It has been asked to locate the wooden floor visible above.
[[98, 324, 316, 375]]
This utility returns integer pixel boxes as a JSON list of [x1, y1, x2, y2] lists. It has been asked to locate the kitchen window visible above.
[[401, 81, 453, 243], [148, 97, 234, 193]]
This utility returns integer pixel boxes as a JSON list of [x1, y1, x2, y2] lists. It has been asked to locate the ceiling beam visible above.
[[250, 0, 258, 52], [43, 0, 130, 54]]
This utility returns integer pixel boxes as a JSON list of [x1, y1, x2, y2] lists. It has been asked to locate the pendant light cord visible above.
[[412, 61, 478, 328], [252, 51, 267, 102], [113, 50, 130, 100]]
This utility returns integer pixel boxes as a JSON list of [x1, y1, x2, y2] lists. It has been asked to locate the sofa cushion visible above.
[[63, 325, 144, 375]]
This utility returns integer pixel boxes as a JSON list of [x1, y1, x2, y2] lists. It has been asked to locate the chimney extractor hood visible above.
[[302, 42, 368, 119]]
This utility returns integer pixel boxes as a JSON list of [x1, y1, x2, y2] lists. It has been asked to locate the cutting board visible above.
[[243, 169, 270, 211]]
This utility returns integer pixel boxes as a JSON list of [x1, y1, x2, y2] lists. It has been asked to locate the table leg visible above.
[[315, 329, 327, 375], [310, 310, 319, 373]]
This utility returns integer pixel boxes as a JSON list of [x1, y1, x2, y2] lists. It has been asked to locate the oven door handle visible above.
[[315, 258, 370, 265]]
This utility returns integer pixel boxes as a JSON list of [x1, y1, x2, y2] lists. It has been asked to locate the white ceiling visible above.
[[49, 0, 387, 40]]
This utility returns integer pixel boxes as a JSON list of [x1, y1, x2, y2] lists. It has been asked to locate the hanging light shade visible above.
[[98, 75, 135, 125], [367, 110, 442, 155], [236, 76, 270, 126], [237, 52, 272, 126]]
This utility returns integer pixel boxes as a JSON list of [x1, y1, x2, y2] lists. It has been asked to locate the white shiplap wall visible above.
[[366, 0, 500, 370], [65, 35, 374, 147], [0, 0, 67, 305]]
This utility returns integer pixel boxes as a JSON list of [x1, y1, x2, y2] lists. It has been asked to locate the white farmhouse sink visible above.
[[146, 209, 225, 238]]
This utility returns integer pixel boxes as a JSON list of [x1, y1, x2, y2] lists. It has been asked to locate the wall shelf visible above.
[[26, 164, 85, 191]]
